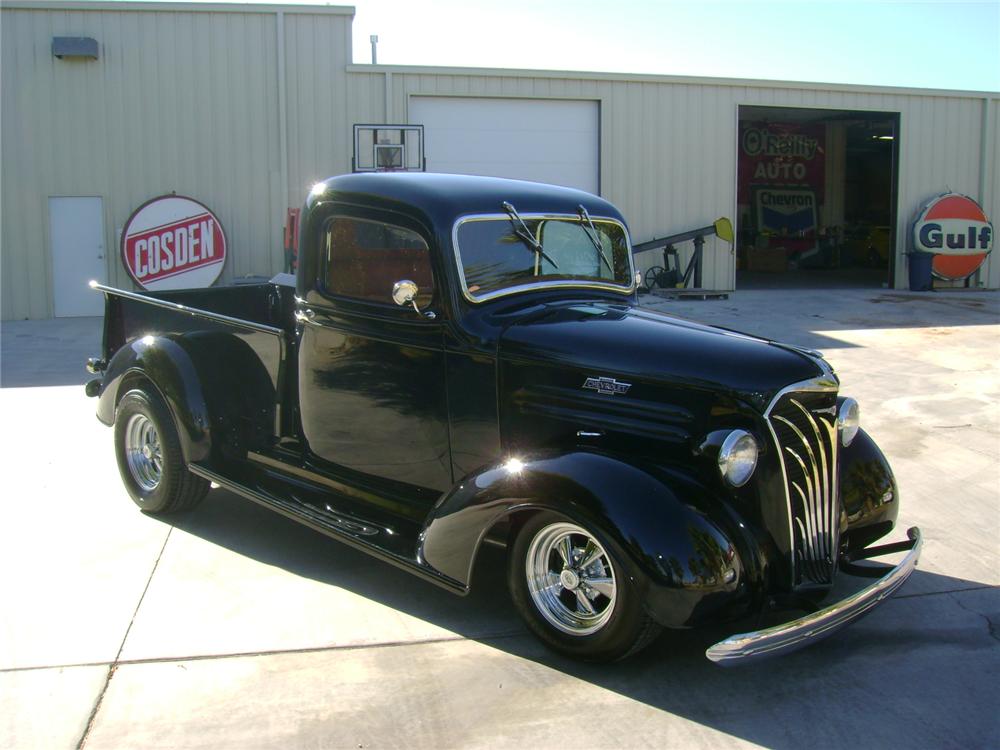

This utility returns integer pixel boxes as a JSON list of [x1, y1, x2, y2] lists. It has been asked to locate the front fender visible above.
[[840, 428, 900, 549], [96, 336, 212, 464], [419, 451, 755, 628]]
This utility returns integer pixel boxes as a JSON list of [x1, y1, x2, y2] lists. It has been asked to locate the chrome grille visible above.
[[766, 379, 840, 586]]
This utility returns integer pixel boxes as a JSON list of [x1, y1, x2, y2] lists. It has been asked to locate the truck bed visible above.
[[99, 280, 295, 355], [100, 282, 296, 339], [94, 281, 297, 449]]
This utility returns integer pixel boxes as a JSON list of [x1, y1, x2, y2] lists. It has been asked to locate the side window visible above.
[[321, 217, 434, 306]]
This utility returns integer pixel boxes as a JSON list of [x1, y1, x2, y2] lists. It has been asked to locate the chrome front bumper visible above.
[[706, 527, 922, 665]]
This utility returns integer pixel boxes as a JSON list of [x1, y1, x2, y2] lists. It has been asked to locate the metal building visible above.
[[2, 1, 998, 320]]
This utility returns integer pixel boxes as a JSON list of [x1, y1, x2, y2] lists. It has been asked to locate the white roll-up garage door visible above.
[[409, 97, 600, 194]]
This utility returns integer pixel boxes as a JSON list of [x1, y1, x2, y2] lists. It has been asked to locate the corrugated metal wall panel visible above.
[[393, 74, 997, 294], [984, 98, 999, 288], [347, 72, 386, 126], [390, 74, 742, 288], [285, 11, 356, 204], [1, 6, 288, 318]]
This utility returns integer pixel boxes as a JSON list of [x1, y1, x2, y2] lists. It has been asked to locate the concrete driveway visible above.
[[1, 288, 998, 749]]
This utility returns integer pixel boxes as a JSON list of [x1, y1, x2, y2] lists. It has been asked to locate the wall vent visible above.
[[52, 37, 99, 60]]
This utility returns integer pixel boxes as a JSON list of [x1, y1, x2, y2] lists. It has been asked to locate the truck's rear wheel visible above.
[[114, 388, 208, 514], [508, 511, 661, 661]]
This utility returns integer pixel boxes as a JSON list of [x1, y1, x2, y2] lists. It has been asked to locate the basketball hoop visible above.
[[353, 124, 425, 172]]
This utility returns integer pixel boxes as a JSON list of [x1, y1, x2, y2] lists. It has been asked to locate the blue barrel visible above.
[[907, 252, 934, 291]]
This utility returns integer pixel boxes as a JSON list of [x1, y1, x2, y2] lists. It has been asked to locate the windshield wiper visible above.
[[577, 205, 614, 274], [501, 201, 559, 269]]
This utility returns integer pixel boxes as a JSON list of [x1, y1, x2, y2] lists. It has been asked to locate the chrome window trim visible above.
[[763, 375, 840, 588], [451, 213, 637, 304]]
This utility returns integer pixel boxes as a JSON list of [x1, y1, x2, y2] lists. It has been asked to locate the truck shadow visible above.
[[164, 487, 998, 748], [643, 289, 1000, 351]]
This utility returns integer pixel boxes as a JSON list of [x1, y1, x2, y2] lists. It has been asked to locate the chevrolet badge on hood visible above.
[[583, 376, 632, 396]]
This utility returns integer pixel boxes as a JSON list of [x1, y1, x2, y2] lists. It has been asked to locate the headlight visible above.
[[838, 398, 860, 447], [718, 430, 759, 487]]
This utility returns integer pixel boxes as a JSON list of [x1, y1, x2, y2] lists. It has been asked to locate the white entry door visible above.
[[409, 97, 600, 194], [49, 196, 106, 317]]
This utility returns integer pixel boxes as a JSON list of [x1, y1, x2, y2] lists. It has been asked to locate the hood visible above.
[[498, 301, 829, 409]]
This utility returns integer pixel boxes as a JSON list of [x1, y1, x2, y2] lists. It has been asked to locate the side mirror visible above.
[[391, 280, 436, 320], [392, 279, 418, 307]]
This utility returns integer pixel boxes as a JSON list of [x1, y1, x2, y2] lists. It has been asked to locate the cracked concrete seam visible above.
[[0, 631, 527, 675], [76, 527, 174, 750], [3, 585, 994, 678], [948, 590, 1000, 643]]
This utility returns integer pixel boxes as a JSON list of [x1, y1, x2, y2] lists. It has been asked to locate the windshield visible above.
[[454, 215, 634, 301]]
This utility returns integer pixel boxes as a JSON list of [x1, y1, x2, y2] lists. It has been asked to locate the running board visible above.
[[188, 462, 466, 595]]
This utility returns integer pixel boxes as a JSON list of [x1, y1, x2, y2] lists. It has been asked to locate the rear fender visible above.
[[419, 451, 751, 628], [96, 336, 212, 464]]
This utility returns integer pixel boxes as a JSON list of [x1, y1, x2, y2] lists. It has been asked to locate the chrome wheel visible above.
[[525, 522, 618, 636], [124, 413, 163, 492]]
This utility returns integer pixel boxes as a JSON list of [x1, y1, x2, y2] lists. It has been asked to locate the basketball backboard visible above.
[[353, 125, 425, 172]]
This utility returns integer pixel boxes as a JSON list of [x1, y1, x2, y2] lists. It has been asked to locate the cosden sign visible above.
[[912, 193, 993, 281], [121, 195, 227, 290]]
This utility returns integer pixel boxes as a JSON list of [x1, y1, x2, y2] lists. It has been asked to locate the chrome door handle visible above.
[[294, 308, 316, 324]]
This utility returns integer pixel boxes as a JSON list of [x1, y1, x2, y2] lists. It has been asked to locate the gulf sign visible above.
[[912, 193, 993, 281], [121, 195, 226, 290]]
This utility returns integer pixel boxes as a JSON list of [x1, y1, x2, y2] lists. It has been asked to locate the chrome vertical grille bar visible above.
[[792, 398, 836, 572], [764, 376, 840, 588]]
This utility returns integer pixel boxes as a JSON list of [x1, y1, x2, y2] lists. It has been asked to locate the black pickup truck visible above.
[[87, 173, 921, 663]]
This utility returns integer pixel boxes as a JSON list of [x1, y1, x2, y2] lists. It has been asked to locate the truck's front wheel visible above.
[[508, 511, 661, 661], [114, 388, 208, 514]]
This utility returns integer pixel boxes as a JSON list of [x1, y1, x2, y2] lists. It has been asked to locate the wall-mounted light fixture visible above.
[[52, 37, 99, 60]]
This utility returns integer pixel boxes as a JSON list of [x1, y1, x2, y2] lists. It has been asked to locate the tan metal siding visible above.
[[374, 71, 997, 292], [389, 75, 738, 288], [1, 6, 289, 319], [283, 12, 354, 207], [986, 98, 1000, 288], [347, 72, 387, 126]]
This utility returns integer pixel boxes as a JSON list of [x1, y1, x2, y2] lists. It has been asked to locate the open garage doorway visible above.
[[736, 106, 899, 289]]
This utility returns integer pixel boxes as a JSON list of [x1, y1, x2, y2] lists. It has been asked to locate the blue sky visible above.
[[116, 0, 1000, 91]]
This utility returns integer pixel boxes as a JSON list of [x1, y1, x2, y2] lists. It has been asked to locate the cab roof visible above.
[[309, 172, 627, 228]]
